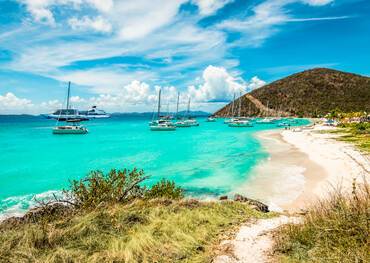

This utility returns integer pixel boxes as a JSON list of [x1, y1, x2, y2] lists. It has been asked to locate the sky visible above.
[[0, 0, 369, 114]]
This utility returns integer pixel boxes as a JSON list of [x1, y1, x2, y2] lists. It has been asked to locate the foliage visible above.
[[65, 168, 149, 209], [274, 179, 370, 263], [0, 200, 270, 262], [145, 179, 184, 200]]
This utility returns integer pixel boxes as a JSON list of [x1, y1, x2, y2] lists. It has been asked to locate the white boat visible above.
[[45, 83, 109, 120], [150, 89, 176, 131], [228, 118, 253, 127], [53, 119, 88, 134], [224, 94, 236, 124], [256, 118, 274, 124], [173, 92, 191, 127], [181, 97, 199, 127], [150, 120, 176, 131], [228, 93, 253, 128], [207, 117, 216, 122], [184, 118, 199, 126], [79, 106, 110, 119], [52, 82, 89, 135]]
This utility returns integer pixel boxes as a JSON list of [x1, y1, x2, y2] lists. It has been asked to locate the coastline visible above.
[[238, 124, 369, 212]]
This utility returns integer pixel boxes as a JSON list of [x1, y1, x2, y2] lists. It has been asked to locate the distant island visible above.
[[215, 68, 370, 117]]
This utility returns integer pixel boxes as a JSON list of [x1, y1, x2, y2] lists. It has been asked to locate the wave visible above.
[[0, 190, 63, 221]]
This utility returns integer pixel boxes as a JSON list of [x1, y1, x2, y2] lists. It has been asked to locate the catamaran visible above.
[[174, 92, 191, 127], [52, 82, 88, 135], [224, 93, 236, 124], [183, 97, 199, 126], [228, 92, 253, 127], [53, 119, 88, 134], [150, 89, 176, 131]]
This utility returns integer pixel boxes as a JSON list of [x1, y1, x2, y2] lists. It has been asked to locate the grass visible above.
[[274, 180, 370, 263], [0, 199, 271, 262], [318, 122, 370, 153]]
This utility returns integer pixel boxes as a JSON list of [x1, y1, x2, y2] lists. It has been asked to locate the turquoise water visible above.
[[0, 115, 309, 218]]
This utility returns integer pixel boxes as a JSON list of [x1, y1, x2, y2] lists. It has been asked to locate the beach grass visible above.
[[0, 168, 273, 262], [274, 179, 370, 263], [0, 199, 270, 262], [318, 122, 370, 153]]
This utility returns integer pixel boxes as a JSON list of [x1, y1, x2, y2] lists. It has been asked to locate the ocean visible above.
[[0, 115, 309, 219]]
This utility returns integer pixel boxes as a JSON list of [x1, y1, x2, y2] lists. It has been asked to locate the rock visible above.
[[219, 195, 228, 200], [233, 194, 269, 213]]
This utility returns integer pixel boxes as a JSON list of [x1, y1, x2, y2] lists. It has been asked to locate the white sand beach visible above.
[[235, 124, 369, 212]]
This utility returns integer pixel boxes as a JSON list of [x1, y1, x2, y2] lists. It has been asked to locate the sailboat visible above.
[[52, 82, 88, 135], [224, 94, 236, 124], [206, 116, 216, 122], [183, 97, 199, 126], [256, 101, 274, 124], [174, 93, 191, 127], [228, 92, 253, 127], [150, 89, 176, 131]]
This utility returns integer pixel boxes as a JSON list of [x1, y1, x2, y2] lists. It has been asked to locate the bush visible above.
[[145, 179, 184, 199], [274, 179, 370, 262], [65, 168, 149, 209], [64, 168, 184, 210]]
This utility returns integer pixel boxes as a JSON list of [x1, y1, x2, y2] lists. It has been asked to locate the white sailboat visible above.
[[174, 92, 191, 127], [52, 82, 88, 135], [224, 93, 236, 124], [228, 92, 253, 127], [150, 89, 176, 131], [183, 97, 199, 126]]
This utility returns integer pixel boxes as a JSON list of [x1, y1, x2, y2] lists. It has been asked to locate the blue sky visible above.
[[0, 0, 369, 113]]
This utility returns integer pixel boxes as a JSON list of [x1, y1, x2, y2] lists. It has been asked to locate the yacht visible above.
[[228, 93, 253, 128], [228, 118, 253, 127], [207, 116, 216, 122], [79, 106, 110, 119], [51, 82, 89, 135], [224, 93, 236, 124], [53, 119, 88, 134], [256, 118, 274, 124], [150, 89, 176, 131], [183, 98, 199, 126], [174, 92, 191, 128]]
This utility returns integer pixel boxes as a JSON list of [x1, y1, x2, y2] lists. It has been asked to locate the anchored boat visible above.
[[53, 119, 88, 134], [150, 89, 176, 131], [228, 92, 253, 127]]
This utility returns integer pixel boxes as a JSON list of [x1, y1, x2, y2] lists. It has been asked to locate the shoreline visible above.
[[240, 124, 369, 212]]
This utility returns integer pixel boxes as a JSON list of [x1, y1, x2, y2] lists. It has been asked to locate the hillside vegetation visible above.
[[215, 68, 370, 117], [0, 168, 271, 263]]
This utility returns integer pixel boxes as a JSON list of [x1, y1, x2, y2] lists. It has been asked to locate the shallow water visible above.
[[0, 115, 309, 218]]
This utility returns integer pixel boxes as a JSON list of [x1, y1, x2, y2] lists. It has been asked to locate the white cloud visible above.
[[0, 92, 35, 114], [193, 0, 233, 15], [217, 0, 342, 47], [247, 76, 266, 91], [302, 0, 333, 6], [68, 16, 112, 33], [187, 65, 245, 102]]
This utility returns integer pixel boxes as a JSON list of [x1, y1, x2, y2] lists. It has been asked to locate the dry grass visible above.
[[0, 199, 271, 263], [274, 179, 370, 263]]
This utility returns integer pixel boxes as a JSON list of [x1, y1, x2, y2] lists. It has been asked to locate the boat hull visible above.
[[150, 126, 176, 131], [52, 127, 88, 134], [228, 123, 253, 127]]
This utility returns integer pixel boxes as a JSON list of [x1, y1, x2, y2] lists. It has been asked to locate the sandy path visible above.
[[214, 215, 301, 263]]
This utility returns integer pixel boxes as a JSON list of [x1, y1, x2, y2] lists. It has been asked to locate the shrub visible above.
[[64, 168, 185, 210], [145, 179, 184, 199], [274, 179, 370, 262]]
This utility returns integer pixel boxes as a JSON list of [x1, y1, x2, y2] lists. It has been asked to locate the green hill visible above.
[[214, 68, 370, 117]]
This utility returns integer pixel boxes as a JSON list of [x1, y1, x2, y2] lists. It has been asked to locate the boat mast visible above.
[[66, 81, 71, 110], [157, 89, 161, 119], [231, 93, 236, 117], [187, 97, 190, 117], [176, 92, 180, 119], [238, 92, 242, 117]]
